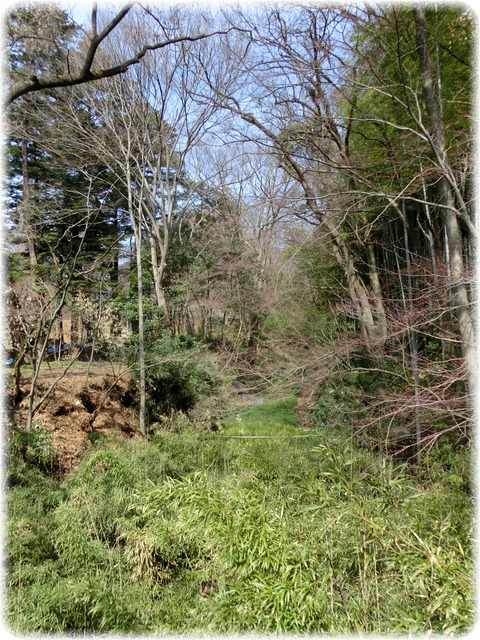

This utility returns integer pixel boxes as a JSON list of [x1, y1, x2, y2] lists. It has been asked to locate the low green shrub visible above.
[[143, 333, 218, 421], [8, 424, 58, 476], [314, 380, 362, 433]]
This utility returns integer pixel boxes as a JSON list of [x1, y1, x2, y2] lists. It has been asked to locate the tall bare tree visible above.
[[36, 7, 233, 433], [197, 7, 389, 354]]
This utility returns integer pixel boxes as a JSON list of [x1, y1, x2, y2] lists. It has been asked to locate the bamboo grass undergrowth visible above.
[[6, 398, 474, 634]]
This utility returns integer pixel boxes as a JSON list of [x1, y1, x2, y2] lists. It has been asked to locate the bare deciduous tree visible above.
[[196, 7, 389, 354]]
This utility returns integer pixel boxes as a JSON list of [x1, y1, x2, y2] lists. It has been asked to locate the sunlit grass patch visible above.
[[223, 396, 299, 435]]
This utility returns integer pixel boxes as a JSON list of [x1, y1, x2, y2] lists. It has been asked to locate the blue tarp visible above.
[[47, 343, 71, 355], [3, 344, 71, 366], [4, 356, 26, 367]]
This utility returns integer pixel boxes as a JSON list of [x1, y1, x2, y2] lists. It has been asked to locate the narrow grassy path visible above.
[[222, 396, 304, 437]]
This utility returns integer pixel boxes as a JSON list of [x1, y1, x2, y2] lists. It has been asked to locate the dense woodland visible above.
[[3, 2, 476, 634]]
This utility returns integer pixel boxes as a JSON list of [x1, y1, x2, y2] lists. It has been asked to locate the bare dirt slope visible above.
[[9, 362, 140, 471]]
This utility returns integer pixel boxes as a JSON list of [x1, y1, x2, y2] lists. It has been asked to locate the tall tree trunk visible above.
[[20, 137, 37, 266], [420, 170, 447, 359], [127, 169, 146, 437], [414, 7, 475, 405], [326, 220, 387, 354], [134, 225, 147, 437], [402, 203, 422, 464], [149, 235, 167, 310]]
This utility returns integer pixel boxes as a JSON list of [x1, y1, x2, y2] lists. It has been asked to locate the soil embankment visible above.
[[8, 363, 139, 470]]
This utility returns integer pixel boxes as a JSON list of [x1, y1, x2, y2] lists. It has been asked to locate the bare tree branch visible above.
[[6, 2, 238, 105]]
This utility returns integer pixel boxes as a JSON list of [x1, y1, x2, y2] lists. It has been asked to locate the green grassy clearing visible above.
[[222, 395, 301, 436]]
